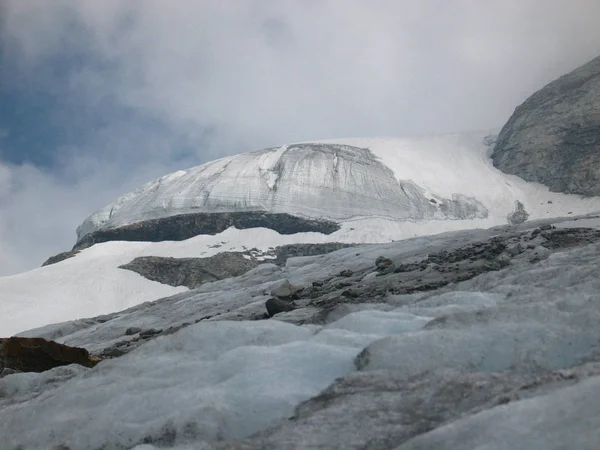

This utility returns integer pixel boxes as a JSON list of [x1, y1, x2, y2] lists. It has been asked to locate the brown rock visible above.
[[0, 337, 100, 373]]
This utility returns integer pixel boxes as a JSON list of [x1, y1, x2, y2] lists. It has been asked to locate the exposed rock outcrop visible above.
[[0, 337, 99, 375], [41, 249, 81, 266], [118, 243, 356, 289], [74, 211, 341, 250], [120, 253, 260, 289], [265, 297, 296, 317], [492, 55, 600, 196], [507, 200, 529, 225], [270, 243, 356, 266]]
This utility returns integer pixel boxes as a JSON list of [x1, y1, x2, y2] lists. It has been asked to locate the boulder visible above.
[[265, 298, 296, 317], [0, 337, 100, 374], [119, 253, 259, 289], [375, 256, 393, 270], [76, 211, 340, 249], [270, 279, 302, 299], [507, 200, 529, 225], [492, 55, 600, 196], [125, 327, 142, 336]]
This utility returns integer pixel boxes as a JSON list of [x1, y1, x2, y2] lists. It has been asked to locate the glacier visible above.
[[2, 217, 600, 449], [76, 132, 600, 242]]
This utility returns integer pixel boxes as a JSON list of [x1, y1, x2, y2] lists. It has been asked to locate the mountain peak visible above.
[[75, 131, 600, 249]]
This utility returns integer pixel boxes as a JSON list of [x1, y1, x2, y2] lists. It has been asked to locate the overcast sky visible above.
[[1, 0, 599, 276]]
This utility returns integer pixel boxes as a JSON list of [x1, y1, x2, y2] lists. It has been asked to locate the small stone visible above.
[[505, 243, 525, 257], [0, 368, 21, 378], [339, 269, 353, 277], [341, 290, 359, 298], [265, 297, 296, 317], [163, 325, 184, 335], [124, 327, 142, 336], [528, 246, 551, 263], [139, 328, 163, 338], [375, 256, 393, 269], [102, 347, 126, 358], [271, 279, 302, 298], [312, 281, 324, 287]]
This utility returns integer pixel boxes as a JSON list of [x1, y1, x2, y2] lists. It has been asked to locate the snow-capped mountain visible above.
[[77, 131, 600, 245]]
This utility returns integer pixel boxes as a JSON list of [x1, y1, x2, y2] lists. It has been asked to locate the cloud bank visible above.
[[1, 0, 599, 275]]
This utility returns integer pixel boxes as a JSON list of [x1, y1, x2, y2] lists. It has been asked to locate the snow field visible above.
[[0, 226, 338, 336]]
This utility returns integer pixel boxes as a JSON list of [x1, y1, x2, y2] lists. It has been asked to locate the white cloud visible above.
[[0, 157, 174, 275], [1, 0, 600, 275]]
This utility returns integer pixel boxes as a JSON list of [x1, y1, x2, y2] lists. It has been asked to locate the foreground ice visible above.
[[0, 312, 430, 449], [395, 375, 600, 450]]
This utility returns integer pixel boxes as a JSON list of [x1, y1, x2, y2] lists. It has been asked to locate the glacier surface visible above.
[[2, 218, 600, 449]]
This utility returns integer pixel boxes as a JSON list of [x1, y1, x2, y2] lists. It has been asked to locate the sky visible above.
[[0, 0, 599, 276]]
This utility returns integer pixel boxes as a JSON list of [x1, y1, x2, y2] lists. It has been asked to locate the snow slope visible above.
[[0, 227, 337, 336], [0, 217, 499, 336], [76, 132, 600, 241]]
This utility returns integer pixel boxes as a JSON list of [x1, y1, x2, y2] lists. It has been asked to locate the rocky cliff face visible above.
[[73, 211, 340, 250], [492, 55, 600, 196]]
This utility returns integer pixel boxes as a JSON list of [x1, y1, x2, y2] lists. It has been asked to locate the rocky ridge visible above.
[[492, 54, 600, 196]]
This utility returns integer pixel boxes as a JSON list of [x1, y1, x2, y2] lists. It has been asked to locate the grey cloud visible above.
[[5, 0, 600, 145], [1, 0, 600, 275]]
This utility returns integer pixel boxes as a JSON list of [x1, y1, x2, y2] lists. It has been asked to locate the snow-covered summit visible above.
[[77, 131, 600, 243]]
